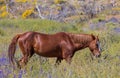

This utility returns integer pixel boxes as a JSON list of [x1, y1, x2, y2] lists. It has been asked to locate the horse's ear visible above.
[[91, 33, 95, 40]]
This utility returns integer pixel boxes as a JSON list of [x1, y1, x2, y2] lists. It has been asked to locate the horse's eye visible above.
[[96, 41, 100, 47], [96, 44, 98, 47]]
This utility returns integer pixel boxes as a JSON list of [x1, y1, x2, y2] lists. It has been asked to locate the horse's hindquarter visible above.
[[18, 32, 34, 51]]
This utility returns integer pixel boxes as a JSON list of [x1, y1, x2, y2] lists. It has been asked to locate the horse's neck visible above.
[[69, 33, 91, 43], [68, 33, 93, 51]]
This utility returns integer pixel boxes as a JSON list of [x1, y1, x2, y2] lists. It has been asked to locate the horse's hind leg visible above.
[[17, 43, 26, 68], [18, 50, 34, 68], [18, 43, 34, 68]]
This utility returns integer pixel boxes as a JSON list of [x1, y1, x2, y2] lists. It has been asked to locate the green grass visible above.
[[0, 19, 120, 78]]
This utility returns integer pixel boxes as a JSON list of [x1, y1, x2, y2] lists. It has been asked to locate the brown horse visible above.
[[8, 31, 101, 68]]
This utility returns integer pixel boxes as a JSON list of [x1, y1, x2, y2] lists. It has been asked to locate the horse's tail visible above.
[[8, 34, 21, 66]]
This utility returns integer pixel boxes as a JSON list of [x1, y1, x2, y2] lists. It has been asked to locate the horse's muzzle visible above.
[[95, 54, 101, 58]]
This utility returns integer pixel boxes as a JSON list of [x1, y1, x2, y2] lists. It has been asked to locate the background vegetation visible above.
[[0, 0, 120, 78]]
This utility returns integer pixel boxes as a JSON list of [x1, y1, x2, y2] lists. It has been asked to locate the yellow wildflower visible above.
[[22, 9, 33, 18], [16, 0, 27, 3], [0, 11, 8, 18]]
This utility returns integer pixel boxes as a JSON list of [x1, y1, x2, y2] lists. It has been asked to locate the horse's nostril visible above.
[[97, 54, 101, 57], [95, 54, 101, 58]]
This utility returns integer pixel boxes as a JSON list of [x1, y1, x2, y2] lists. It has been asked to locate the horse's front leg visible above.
[[55, 57, 63, 66], [60, 41, 75, 64], [63, 50, 74, 64], [64, 54, 73, 64]]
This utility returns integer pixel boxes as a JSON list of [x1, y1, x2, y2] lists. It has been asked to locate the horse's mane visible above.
[[67, 33, 96, 43]]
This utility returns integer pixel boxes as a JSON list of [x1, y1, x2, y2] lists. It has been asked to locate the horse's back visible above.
[[33, 32, 70, 49]]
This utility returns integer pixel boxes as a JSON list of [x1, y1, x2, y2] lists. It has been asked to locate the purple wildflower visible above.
[[114, 27, 120, 33], [48, 72, 52, 78], [4, 66, 12, 76], [0, 70, 4, 78], [107, 17, 119, 23], [30, 66, 33, 71], [40, 68, 43, 74], [64, 68, 67, 71], [14, 74, 16, 78], [0, 57, 8, 66], [18, 70, 23, 78]]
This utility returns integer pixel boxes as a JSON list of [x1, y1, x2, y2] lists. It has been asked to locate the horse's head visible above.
[[89, 35, 101, 57]]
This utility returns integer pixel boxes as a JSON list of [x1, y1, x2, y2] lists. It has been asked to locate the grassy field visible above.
[[0, 18, 120, 78]]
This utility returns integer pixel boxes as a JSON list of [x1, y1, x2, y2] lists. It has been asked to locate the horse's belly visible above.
[[36, 50, 62, 57], [33, 38, 62, 57], [34, 45, 62, 57]]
